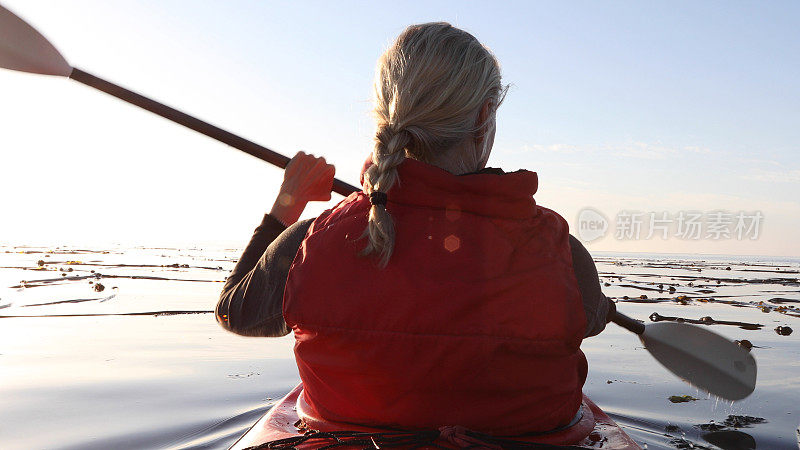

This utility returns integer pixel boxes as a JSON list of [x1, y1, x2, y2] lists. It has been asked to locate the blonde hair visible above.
[[362, 22, 508, 267]]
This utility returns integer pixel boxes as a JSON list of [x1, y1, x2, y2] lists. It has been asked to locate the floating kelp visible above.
[[756, 301, 800, 318], [768, 298, 800, 304], [613, 290, 798, 319], [3, 248, 117, 255], [669, 395, 698, 403], [649, 312, 763, 330], [615, 295, 666, 303], [617, 283, 663, 292], [691, 416, 765, 450], [668, 437, 714, 449], [22, 295, 116, 307], [722, 415, 767, 428], [57, 262, 224, 270], [602, 270, 800, 287], [12, 273, 220, 289], [0, 310, 213, 319], [696, 421, 727, 431], [740, 268, 800, 274]]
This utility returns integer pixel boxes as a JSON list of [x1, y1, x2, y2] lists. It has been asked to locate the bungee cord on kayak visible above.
[[244, 428, 592, 450], [243, 430, 444, 450]]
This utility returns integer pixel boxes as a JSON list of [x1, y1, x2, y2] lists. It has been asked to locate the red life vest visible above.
[[283, 158, 587, 435]]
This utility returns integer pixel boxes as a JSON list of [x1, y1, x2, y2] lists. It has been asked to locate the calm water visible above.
[[0, 245, 798, 449]]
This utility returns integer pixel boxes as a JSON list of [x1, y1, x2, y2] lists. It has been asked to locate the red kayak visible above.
[[229, 384, 640, 449]]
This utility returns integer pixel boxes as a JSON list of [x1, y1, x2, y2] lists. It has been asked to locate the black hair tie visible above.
[[369, 191, 388, 206]]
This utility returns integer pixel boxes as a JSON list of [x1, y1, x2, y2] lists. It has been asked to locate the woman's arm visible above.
[[568, 235, 616, 338], [215, 152, 335, 337], [216, 217, 312, 336]]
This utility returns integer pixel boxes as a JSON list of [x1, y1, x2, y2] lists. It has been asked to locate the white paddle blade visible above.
[[0, 4, 71, 76], [641, 322, 757, 401]]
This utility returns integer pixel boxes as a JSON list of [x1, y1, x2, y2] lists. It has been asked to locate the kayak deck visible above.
[[230, 384, 640, 449]]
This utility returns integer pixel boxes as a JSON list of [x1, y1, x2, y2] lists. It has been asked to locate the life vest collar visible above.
[[371, 157, 540, 220]]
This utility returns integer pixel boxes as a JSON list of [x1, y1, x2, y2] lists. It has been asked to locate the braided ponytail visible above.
[[360, 128, 409, 267], [361, 22, 508, 267]]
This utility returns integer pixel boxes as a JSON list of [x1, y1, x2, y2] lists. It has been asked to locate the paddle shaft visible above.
[[611, 310, 646, 335], [68, 68, 360, 197]]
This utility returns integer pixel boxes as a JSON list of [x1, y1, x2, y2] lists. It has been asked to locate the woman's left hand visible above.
[[270, 151, 335, 226]]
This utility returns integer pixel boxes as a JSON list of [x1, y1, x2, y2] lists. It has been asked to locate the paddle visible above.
[[612, 310, 757, 401], [2, 2, 757, 402], [0, 3, 359, 197]]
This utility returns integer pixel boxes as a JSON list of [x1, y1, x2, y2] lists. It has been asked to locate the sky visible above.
[[0, 1, 798, 256]]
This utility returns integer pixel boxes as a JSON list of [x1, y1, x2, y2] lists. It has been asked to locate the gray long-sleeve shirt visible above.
[[216, 213, 615, 338]]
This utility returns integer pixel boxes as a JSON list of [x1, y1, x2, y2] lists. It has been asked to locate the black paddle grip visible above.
[[611, 311, 646, 335]]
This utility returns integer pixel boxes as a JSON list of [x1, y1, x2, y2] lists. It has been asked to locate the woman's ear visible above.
[[474, 98, 494, 144]]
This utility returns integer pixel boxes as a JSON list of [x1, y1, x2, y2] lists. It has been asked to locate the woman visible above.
[[217, 22, 614, 436]]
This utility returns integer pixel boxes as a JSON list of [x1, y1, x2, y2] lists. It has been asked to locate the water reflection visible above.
[[0, 245, 798, 449]]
